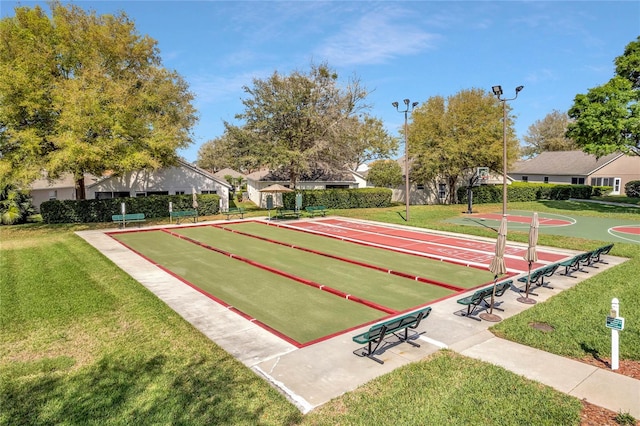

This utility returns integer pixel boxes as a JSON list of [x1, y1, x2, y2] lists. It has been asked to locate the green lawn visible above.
[[1, 200, 638, 425]]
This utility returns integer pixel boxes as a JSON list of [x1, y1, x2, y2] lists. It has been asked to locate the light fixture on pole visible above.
[[392, 98, 419, 222], [491, 85, 523, 217]]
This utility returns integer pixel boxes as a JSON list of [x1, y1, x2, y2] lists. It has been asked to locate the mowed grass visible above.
[[111, 230, 383, 344], [221, 221, 496, 288], [1, 228, 302, 425], [1, 200, 637, 425]]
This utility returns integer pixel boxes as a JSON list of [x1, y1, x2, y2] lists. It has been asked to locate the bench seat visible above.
[[456, 280, 512, 320], [305, 205, 328, 217], [276, 208, 300, 219], [353, 306, 432, 364], [170, 210, 198, 224], [221, 207, 245, 220], [517, 263, 559, 289], [112, 213, 146, 228]]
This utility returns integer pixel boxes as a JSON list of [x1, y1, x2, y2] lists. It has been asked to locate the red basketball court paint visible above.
[[612, 226, 640, 235]]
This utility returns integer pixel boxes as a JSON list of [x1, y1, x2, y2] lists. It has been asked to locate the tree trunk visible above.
[[75, 176, 86, 200]]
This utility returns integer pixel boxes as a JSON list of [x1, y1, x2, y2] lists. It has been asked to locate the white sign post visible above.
[[169, 202, 173, 224], [605, 298, 624, 370], [120, 202, 126, 228]]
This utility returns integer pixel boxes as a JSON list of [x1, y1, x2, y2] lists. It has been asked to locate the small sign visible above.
[[606, 316, 625, 331]]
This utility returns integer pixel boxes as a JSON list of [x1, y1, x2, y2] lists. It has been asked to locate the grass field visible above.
[[1, 200, 639, 425]]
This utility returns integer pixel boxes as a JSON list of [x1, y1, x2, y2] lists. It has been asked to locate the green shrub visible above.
[[41, 194, 220, 223], [625, 180, 640, 197], [283, 188, 392, 210], [456, 183, 593, 205]]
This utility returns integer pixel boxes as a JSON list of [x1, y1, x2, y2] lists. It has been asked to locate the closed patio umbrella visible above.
[[518, 213, 539, 304], [192, 187, 198, 210], [480, 216, 508, 322]]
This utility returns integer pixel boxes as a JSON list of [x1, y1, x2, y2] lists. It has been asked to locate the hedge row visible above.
[[282, 187, 392, 210], [41, 194, 220, 224], [456, 182, 594, 204]]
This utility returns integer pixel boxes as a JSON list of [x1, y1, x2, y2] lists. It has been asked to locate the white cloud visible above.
[[315, 8, 440, 66]]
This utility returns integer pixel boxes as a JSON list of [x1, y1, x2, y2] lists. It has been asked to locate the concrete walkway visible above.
[[77, 220, 640, 417]]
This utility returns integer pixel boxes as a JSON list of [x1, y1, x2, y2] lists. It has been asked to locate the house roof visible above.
[[510, 151, 622, 175], [29, 173, 97, 190], [86, 158, 232, 189], [213, 168, 245, 179], [246, 168, 356, 183]]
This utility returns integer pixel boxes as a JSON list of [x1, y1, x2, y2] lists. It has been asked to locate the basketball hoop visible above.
[[476, 167, 489, 186]]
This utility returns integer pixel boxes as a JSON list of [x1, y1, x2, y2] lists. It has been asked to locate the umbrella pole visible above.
[[517, 262, 537, 304], [479, 275, 502, 322]]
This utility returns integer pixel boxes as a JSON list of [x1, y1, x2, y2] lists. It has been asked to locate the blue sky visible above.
[[3, 1, 639, 163]]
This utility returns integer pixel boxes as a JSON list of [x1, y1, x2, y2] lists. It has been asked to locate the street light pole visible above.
[[392, 99, 419, 222], [491, 85, 523, 217]]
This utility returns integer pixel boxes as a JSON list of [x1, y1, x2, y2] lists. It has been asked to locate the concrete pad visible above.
[[571, 368, 640, 418]]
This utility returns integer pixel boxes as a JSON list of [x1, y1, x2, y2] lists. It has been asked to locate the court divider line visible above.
[[159, 228, 398, 315], [213, 223, 466, 292]]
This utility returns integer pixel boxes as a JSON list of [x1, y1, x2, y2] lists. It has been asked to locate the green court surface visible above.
[[449, 210, 640, 244], [174, 226, 455, 310], [111, 223, 495, 345], [112, 230, 383, 344], [221, 221, 495, 287]]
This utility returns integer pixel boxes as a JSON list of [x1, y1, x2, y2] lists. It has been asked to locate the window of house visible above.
[[201, 190, 217, 195], [326, 185, 349, 189], [544, 177, 549, 184], [174, 190, 185, 195], [438, 183, 446, 199], [48, 190, 57, 200], [416, 184, 425, 190], [147, 191, 169, 196], [521, 176, 528, 182], [591, 177, 616, 187], [135, 192, 147, 197], [571, 177, 585, 185]]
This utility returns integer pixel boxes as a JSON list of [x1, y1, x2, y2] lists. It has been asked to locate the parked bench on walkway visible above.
[[559, 252, 591, 278], [456, 280, 513, 321], [170, 210, 198, 224], [276, 208, 300, 219], [221, 207, 245, 220], [517, 263, 559, 290], [305, 205, 328, 217], [590, 243, 614, 265], [112, 213, 146, 228], [352, 306, 432, 364]]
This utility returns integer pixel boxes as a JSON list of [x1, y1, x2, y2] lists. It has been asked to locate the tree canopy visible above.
[[521, 110, 577, 157], [0, 2, 197, 196], [221, 63, 394, 186], [366, 160, 403, 188], [567, 36, 640, 156], [408, 88, 518, 203]]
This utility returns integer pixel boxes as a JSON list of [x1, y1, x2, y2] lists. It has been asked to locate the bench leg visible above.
[[396, 328, 420, 348], [361, 339, 385, 364]]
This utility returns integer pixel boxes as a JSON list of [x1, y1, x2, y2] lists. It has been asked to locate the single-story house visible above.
[[246, 167, 365, 208], [213, 168, 246, 190], [509, 151, 640, 195], [29, 159, 233, 211], [87, 158, 233, 210]]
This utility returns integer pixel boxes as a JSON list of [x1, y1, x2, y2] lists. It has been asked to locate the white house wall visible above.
[[88, 166, 230, 210]]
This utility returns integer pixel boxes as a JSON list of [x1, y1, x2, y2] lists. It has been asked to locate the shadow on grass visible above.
[[1, 353, 301, 424], [580, 342, 611, 368]]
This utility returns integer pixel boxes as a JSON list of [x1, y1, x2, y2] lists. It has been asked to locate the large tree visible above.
[[567, 36, 640, 156], [224, 63, 389, 187], [521, 110, 577, 157], [409, 88, 518, 203], [366, 159, 403, 188], [0, 2, 197, 197]]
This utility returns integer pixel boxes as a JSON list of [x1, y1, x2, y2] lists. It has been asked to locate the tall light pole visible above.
[[491, 85, 523, 217], [392, 99, 419, 222]]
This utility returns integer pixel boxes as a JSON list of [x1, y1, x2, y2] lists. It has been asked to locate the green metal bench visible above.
[[305, 205, 327, 217], [221, 207, 245, 220], [352, 306, 432, 364], [170, 210, 198, 224], [558, 252, 591, 277], [112, 213, 146, 228], [456, 279, 512, 320], [276, 208, 300, 219], [517, 263, 559, 290]]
